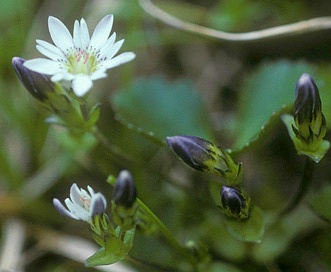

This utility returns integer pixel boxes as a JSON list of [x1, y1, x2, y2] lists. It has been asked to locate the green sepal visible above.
[[86, 102, 101, 129], [225, 205, 265, 243], [85, 227, 136, 267], [282, 114, 330, 163]]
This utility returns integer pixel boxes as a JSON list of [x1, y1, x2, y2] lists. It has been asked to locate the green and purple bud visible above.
[[220, 186, 251, 220], [293, 73, 326, 143], [282, 73, 330, 162], [112, 170, 138, 230], [166, 135, 242, 184], [12, 57, 53, 101]]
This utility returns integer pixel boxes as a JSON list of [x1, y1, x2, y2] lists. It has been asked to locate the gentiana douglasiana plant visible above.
[[9, 9, 331, 272]]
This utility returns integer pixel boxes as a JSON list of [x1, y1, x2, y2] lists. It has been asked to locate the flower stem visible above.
[[281, 157, 315, 216], [136, 198, 197, 267], [92, 127, 133, 163]]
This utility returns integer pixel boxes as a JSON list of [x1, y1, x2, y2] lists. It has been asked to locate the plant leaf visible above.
[[225, 205, 265, 243], [112, 76, 214, 144], [233, 60, 314, 152], [308, 185, 331, 222]]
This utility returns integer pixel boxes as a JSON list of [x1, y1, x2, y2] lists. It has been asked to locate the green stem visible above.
[[281, 157, 315, 216], [92, 127, 134, 163], [136, 198, 197, 267]]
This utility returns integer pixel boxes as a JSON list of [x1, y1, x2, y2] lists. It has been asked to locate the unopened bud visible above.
[[166, 135, 242, 183], [220, 186, 250, 219], [282, 73, 330, 162], [12, 57, 53, 101], [293, 73, 326, 143], [113, 170, 137, 208]]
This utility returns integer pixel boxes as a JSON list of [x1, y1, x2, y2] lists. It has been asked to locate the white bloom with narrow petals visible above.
[[24, 14, 135, 97], [53, 183, 107, 222]]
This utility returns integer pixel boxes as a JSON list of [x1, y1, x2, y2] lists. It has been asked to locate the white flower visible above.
[[24, 14, 135, 97], [53, 183, 107, 222]]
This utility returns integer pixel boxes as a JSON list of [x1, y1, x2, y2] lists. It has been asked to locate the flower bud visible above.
[[12, 57, 53, 101], [220, 186, 250, 219], [293, 73, 326, 143], [113, 170, 137, 208], [166, 135, 242, 183], [112, 170, 138, 230], [282, 73, 330, 162]]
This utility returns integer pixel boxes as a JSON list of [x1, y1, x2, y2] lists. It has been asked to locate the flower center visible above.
[[67, 49, 97, 75], [80, 196, 91, 210]]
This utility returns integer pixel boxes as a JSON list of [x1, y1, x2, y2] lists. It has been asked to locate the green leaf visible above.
[[85, 228, 136, 267], [112, 77, 214, 144], [225, 205, 265, 243], [233, 60, 314, 152], [308, 185, 331, 222]]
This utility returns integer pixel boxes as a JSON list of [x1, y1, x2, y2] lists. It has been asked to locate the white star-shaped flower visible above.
[[53, 183, 107, 222], [24, 14, 135, 97]]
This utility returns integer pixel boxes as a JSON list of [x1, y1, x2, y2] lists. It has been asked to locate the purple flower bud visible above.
[[220, 186, 250, 219], [294, 73, 321, 125], [166, 135, 242, 182], [166, 135, 211, 172], [113, 170, 137, 208], [12, 57, 54, 101]]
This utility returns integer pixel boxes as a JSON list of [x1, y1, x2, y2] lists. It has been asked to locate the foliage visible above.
[[1, 0, 331, 272]]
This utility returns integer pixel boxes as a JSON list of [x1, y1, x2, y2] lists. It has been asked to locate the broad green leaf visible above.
[[112, 77, 214, 144], [225, 205, 265, 243], [234, 60, 314, 152], [313, 64, 331, 129], [308, 185, 331, 222], [207, 262, 243, 272], [252, 206, 323, 262]]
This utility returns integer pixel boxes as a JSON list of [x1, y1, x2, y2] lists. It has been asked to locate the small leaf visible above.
[[308, 186, 331, 222], [234, 60, 314, 152], [86, 103, 101, 128], [85, 238, 124, 267], [225, 205, 265, 243], [112, 76, 214, 144]]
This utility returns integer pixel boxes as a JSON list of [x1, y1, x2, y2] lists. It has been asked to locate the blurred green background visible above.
[[1, 0, 331, 271]]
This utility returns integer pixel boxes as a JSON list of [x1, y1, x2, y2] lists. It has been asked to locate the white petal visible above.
[[102, 52, 135, 70], [65, 198, 90, 222], [48, 16, 74, 52], [36, 40, 66, 60], [90, 69, 107, 80], [103, 39, 124, 60], [72, 74, 93, 96], [53, 198, 78, 219], [70, 183, 82, 205], [98, 32, 116, 59], [51, 73, 65, 82], [87, 185, 95, 196], [24, 58, 63, 75], [90, 14, 113, 49], [79, 18, 90, 50], [73, 20, 82, 49]]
